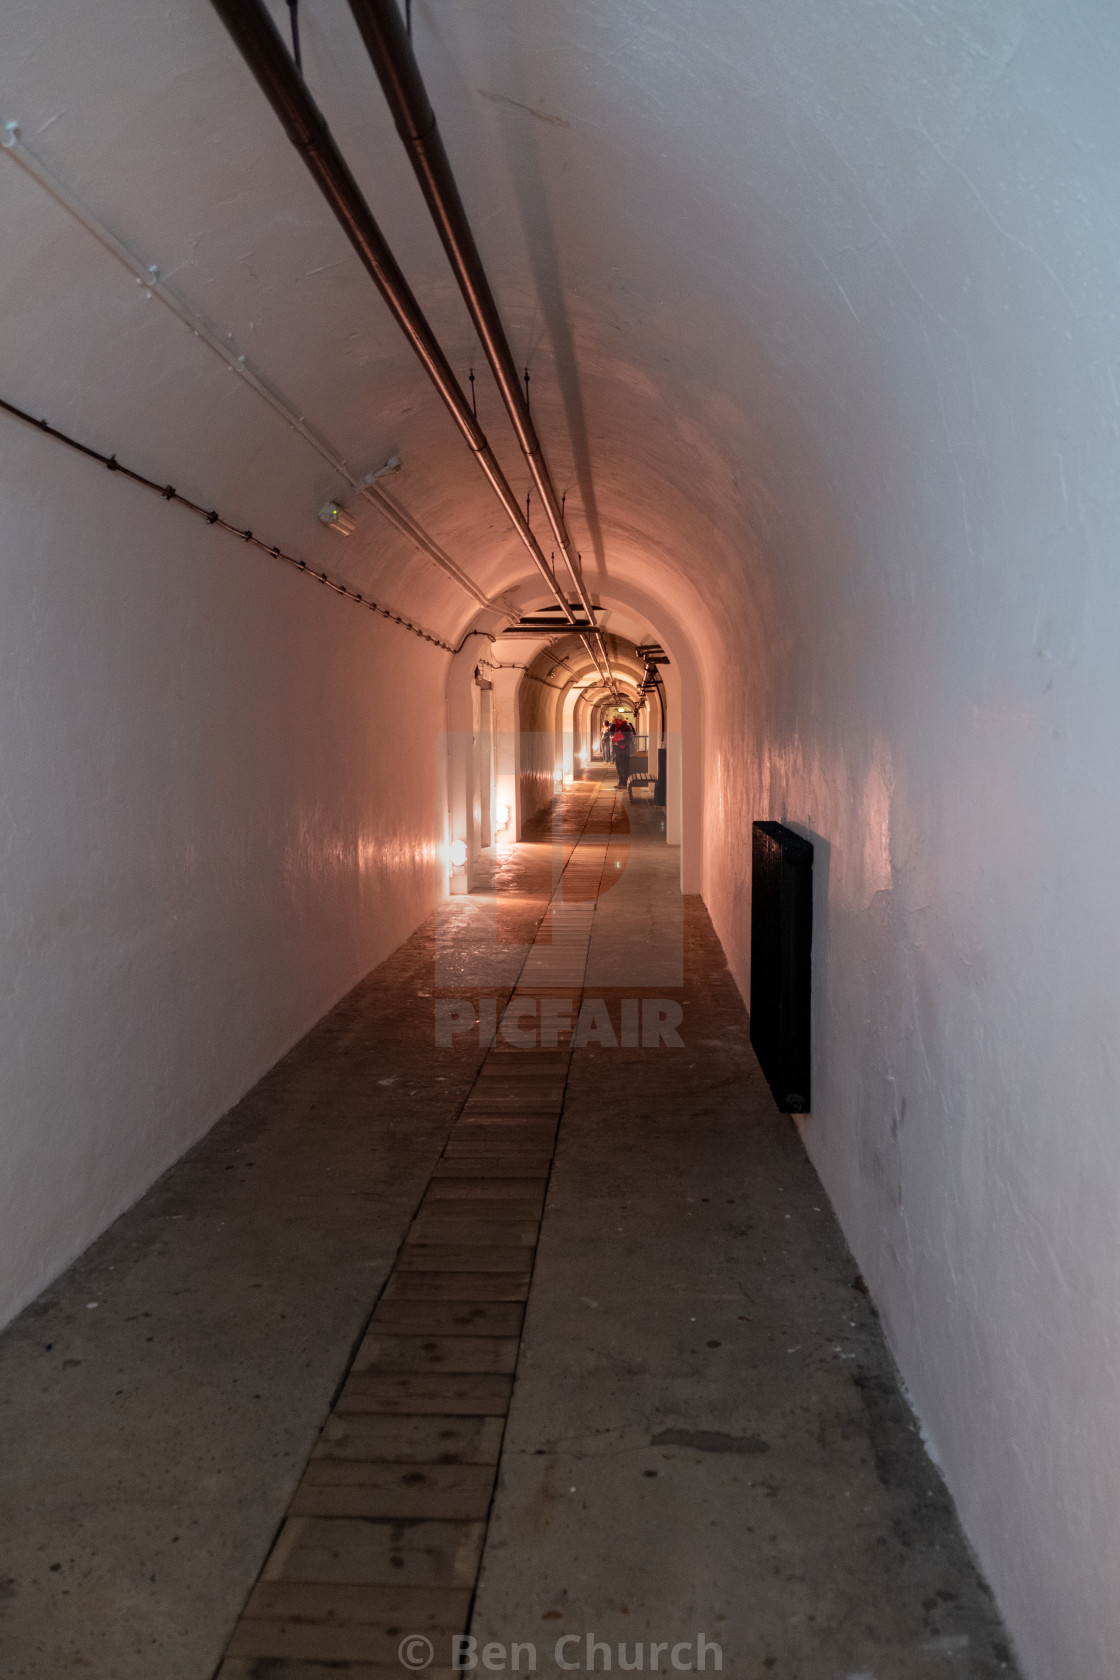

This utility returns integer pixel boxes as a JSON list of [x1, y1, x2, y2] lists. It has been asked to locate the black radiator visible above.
[[750, 822, 813, 1113]]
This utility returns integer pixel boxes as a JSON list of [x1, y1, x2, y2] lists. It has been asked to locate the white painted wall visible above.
[[674, 10, 1120, 1678], [487, 668, 525, 847], [0, 420, 447, 1326], [0, 0, 496, 1330], [516, 695, 559, 833]]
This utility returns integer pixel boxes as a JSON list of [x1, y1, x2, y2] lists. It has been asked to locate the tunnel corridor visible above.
[[0, 771, 1016, 1678], [3, 3, 1120, 1678]]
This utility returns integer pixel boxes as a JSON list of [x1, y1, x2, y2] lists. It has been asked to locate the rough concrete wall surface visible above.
[[0, 420, 446, 1326], [516, 686, 560, 835], [689, 13, 1120, 1680]]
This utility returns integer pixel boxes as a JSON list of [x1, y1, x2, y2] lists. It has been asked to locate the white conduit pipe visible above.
[[0, 120, 503, 616]]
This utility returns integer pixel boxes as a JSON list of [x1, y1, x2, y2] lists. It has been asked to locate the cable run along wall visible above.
[[0, 394, 456, 649], [0, 121, 497, 617]]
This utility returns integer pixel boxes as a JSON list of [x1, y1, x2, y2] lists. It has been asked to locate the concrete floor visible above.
[[0, 769, 1020, 1680]]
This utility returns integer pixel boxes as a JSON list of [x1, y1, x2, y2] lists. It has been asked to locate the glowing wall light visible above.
[[318, 500, 356, 536], [449, 839, 468, 869], [496, 803, 511, 829]]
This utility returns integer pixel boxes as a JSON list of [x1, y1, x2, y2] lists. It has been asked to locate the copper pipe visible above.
[[345, 0, 617, 693], [208, 0, 580, 626]]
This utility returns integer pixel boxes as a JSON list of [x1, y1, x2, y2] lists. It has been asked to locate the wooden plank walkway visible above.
[[214, 782, 621, 1679]]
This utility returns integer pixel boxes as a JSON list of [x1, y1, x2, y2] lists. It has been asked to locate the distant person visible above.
[[609, 715, 635, 788]]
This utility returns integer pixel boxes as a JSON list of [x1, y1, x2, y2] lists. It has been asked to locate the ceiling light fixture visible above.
[[319, 500, 356, 536]]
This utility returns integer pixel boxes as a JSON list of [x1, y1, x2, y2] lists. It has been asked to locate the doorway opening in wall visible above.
[[447, 602, 679, 911], [508, 620, 666, 828], [442, 605, 683, 989]]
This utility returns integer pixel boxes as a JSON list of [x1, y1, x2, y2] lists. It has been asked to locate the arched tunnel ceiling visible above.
[[6, 12, 1120, 1674], [514, 632, 649, 697], [0, 0, 1037, 670]]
